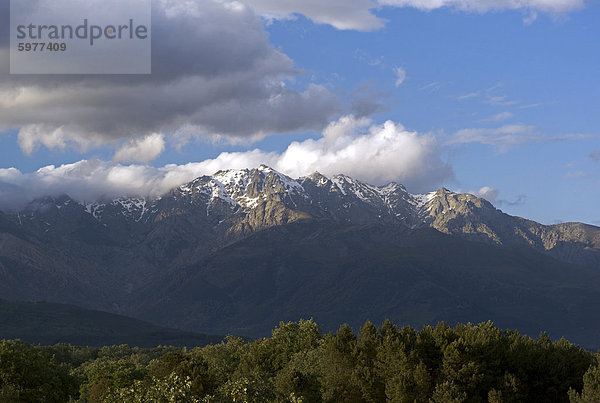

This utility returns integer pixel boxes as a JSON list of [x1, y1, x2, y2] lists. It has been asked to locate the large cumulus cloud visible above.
[[0, 115, 453, 209], [0, 0, 341, 154]]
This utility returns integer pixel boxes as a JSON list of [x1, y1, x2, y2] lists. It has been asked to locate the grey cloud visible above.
[[349, 83, 388, 118], [473, 186, 526, 207], [0, 1, 7, 43], [0, 0, 342, 153], [506, 194, 527, 206]]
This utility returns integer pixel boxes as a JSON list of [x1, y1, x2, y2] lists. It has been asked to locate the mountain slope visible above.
[[132, 221, 600, 348], [426, 188, 600, 268], [0, 298, 223, 347], [0, 165, 599, 346]]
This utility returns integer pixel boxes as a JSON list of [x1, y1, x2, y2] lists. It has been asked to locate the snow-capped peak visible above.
[[70, 165, 446, 227], [173, 166, 305, 213]]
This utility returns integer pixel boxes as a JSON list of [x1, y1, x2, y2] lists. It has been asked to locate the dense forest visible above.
[[1, 320, 599, 402]]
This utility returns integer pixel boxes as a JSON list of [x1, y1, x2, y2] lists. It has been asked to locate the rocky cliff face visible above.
[[422, 188, 600, 268]]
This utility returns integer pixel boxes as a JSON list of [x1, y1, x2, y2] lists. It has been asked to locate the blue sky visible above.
[[0, 0, 598, 225]]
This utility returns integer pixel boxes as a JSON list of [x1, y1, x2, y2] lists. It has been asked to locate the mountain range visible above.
[[1, 165, 599, 347]]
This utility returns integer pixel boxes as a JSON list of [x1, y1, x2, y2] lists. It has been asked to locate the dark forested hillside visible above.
[[135, 221, 600, 348], [0, 299, 222, 348], [0, 320, 599, 402]]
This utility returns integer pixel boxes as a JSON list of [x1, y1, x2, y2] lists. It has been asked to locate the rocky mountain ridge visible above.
[[74, 164, 434, 229], [10, 165, 600, 268]]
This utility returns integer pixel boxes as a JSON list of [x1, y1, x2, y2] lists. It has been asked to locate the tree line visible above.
[[0, 319, 599, 402]]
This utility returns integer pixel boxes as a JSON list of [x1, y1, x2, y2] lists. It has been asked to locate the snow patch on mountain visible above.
[[412, 192, 437, 211], [84, 203, 105, 220]]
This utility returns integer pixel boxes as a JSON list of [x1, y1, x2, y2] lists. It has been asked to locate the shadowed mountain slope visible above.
[[0, 298, 223, 347]]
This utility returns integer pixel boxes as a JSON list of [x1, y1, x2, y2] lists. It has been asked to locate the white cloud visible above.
[[520, 103, 542, 109], [394, 67, 407, 87], [377, 0, 585, 14], [113, 134, 166, 163], [488, 96, 518, 106], [523, 11, 539, 24], [564, 170, 590, 179], [274, 115, 453, 189], [479, 111, 514, 122], [456, 92, 480, 100], [0, 116, 453, 209], [354, 49, 385, 66], [0, 160, 209, 208], [238, 0, 585, 32], [449, 124, 597, 151], [471, 186, 527, 207], [240, 0, 386, 31], [449, 124, 539, 149], [473, 186, 500, 202], [419, 82, 445, 93], [17, 125, 75, 156]]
